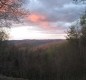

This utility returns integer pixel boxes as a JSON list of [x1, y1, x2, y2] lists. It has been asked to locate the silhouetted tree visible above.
[[66, 24, 80, 48], [79, 12, 86, 70], [0, 28, 8, 40], [0, 28, 8, 49], [0, 0, 29, 49], [0, 0, 29, 28], [80, 12, 86, 47]]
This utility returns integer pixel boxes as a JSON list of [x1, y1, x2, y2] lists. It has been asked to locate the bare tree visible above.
[[66, 23, 80, 47], [0, 0, 29, 40], [0, 0, 29, 27], [0, 28, 8, 41]]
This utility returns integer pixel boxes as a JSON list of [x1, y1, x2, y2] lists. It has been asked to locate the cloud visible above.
[[27, 13, 45, 22], [26, 12, 59, 31], [26, 0, 86, 34], [37, 0, 72, 8], [29, 0, 85, 22]]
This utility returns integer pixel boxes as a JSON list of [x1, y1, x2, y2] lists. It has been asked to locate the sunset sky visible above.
[[9, 0, 86, 40]]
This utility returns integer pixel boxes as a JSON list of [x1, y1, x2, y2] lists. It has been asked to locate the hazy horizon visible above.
[[9, 0, 86, 40]]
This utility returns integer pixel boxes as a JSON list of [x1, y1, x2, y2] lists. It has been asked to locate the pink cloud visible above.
[[26, 12, 58, 30]]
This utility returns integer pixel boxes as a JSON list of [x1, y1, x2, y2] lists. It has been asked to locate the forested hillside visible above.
[[0, 0, 86, 80], [0, 39, 86, 80]]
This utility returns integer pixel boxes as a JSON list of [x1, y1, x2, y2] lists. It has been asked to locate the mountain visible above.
[[7, 39, 65, 47]]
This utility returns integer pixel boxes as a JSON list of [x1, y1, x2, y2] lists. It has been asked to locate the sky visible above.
[[9, 0, 86, 40]]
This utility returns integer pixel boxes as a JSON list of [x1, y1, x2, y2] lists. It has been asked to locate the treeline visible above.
[[0, 39, 86, 80]]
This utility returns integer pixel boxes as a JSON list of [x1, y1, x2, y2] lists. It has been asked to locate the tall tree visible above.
[[0, 28, 8, 41], [0, 28, 8, 48], [66, 23, 80, 46], [80, 12, 86, 46], [0, 0, 28, 27], [0, 0, 29, 40]]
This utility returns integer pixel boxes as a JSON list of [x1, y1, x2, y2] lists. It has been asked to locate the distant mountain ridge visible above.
[[7, 39, 65, 46]]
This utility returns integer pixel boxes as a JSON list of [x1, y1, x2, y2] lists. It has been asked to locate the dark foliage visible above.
[[0, 39, 85, 80]]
